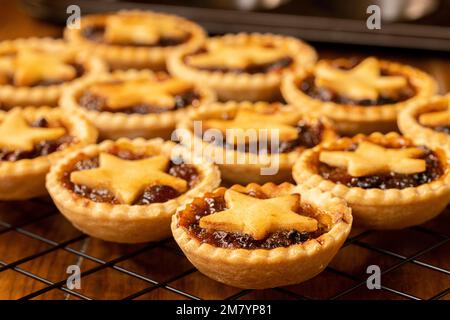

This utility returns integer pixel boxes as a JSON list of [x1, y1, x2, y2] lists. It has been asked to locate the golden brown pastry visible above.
[[64, 10, 206, 70], [282, 57, 437, 135], [168, 33, 317, 101], [46, 138, 221, 243], [398, 94, 450, 153], [0, 38, 106, 107], [176, 101, 337, 184], [171, 182, 352, 289], [60, 69, 215, 140], [293, 132, 450, 229], [0, 106, 98, 200]]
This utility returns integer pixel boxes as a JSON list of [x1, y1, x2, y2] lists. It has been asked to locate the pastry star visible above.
[[70, 153, 188, 205], [0, 50, 76, 86], [89, 78, 193, 110], [319, 141, 426, 177], [0, 110, 66, 151], [419, 109, 450, 127], [315, 57, 407, 101], [104, 14, 186, 45], [204, 109, 298, 144], [186, 43, 287, 70], [199, 189, 318, 240]]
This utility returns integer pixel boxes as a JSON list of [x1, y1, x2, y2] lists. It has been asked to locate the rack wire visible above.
[[0, 196, 448, 300]]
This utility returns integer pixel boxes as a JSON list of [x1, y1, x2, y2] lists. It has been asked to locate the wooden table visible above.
[[0, 1, 449, 300]]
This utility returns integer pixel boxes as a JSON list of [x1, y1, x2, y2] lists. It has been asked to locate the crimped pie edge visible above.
[[0, 37, 107, 107], [60, 69, 216, 139], [281, 59, 438, 129], [398, 94, 450, 152], [176, 100, 337, 183], [46, 138, 221, 222], [167, 33, 318, 101], [0, 106, 98, 199], [293, 131, 450, 206], [171, 183, 352, 288], [64, 10, 206, 70]]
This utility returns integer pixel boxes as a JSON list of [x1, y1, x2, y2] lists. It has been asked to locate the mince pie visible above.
[[176, 101, 337, 184], [282, 57, 437, 135], [168, 33, 317, 102], [293, 132, 450, 229], [46, 138, 220, 243], [0, 38, 106, 107], [171, 182, 352, 289], [60, 69, 215, 140], [398, 94, 450, 152], [0, 107, 97, 200], [64, 10, 206, 70]]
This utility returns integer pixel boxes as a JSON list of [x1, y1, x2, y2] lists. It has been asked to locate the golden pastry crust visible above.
[[46, 138, 221, 243], [0, 38, 107, 108], [293, 132, 450, 229], [64, 10, 206, 71], [398, 94, 450, 153], [0, 106, 98, 200], [60, 69, 216, 140], [168, 33, 317, 102], [171, 182, 352, 289], [282, 58, 438, 135], [175, 101, 337, 184]]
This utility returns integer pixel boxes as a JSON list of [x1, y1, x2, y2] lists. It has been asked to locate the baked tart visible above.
[[398, 94, 450, 152], [175, 101, 337, 184], [64, 10, 206, 71], [60, 69, 215, 140], [0, 38, 107, 108], [46, 138, 220, 243], [0, 106, 97, 200], [171, 182, 352, 289], [168, 33, 317, 102], [293, 132, 450, 229], [282, 57, 437, 135]]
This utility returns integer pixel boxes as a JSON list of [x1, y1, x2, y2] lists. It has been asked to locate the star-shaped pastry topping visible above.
[[0, 50, 76, 86], [199, 190, 317, 240], [319, 141, 426, 177], [186, 43, 287, 70], [419, 109, 450, 127], [0, 110, 66, 151], [70, 153, 187, 205], [204, 109, 298, 145], [315, 57, 408, 101], [89, 78, 193, 110], [104, 14, 186, 45]]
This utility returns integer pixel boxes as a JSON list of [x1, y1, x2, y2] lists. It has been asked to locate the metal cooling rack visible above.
[[0, 197, 448, 300]]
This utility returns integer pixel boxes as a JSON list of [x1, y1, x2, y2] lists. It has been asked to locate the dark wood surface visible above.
[[0, 1, 449, 300]]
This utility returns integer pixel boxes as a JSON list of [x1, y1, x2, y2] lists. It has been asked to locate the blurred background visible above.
[[10, 0, 450, 51], [0, 0, 449, 301], [2, 0, 447, 92]]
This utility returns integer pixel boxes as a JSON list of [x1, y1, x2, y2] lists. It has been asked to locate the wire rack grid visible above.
[[0, 196, 448, 300]]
